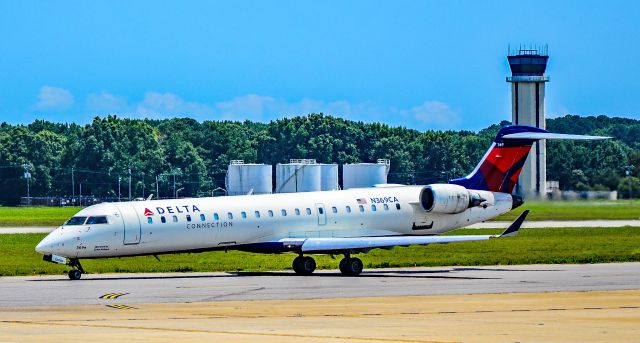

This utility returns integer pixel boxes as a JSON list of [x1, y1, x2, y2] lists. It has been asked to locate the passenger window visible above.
[[281, 209, 287, 216], [359, 205, 364, 212], [371, 205, 377, 212], [255, 211, 261, 218], [318, 207, 324, 215], [332, 206, 337, 213], [228, 212, 233, 220], [186, 214, 192, 222], [346, 206, 351, 213], [268, 210, 274, 217], [306, 208, 312, 215], [172, 215, 178, 222], [396, 203, 401, 210], [200, 214, 206, 221], [295, 208, 300, 216], [147, 217, 153, 224], [383, 204, 389, 211], [86, 216, 108, 224], [161, 216, 166, 223], [241, 211, 247, 219], [214, 213, 219, 220]]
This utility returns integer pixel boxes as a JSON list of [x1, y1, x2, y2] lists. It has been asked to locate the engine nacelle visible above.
[[419, 184, 484, 214]]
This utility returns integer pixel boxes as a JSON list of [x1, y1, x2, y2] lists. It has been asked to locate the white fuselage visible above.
[[36, 185, 513, 259]]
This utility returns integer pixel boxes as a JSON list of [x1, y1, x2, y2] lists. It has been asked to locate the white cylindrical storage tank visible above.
[[320, 164, 339, 191], [342, 163, 388, 189], [296, 164, 321, 192], [276, 162, 322, 193], [276, 163, 298, 193], [226, 163, 272, 196]]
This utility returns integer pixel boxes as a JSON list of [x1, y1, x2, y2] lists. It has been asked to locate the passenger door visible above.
[[115, 203, 142, 245], [315, 203, 327, 226]]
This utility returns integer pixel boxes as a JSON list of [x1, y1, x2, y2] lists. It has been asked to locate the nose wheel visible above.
[[292, 255, 316, 275], [67, 259, 84, 280], [339, 257, 363, 276]]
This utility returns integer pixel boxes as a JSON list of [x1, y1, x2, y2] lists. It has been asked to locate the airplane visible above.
[[35, 125, 608, 280]]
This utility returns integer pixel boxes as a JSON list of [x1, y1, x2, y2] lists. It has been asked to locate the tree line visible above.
[[0, 114, 638, 205]]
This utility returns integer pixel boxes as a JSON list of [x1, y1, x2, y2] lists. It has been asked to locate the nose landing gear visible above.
[[67, 259, 85, 280]]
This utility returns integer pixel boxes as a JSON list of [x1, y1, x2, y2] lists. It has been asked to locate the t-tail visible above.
[[449, 125, 609, 194]]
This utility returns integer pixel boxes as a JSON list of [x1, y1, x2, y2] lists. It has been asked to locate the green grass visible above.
[[3, 227, 639, 276], [494, 200, 640, 221], [0, 207, 82, 227]]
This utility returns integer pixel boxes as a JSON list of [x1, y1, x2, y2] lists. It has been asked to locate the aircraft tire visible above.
[[300, 256, 316, 275], [292, 256, 304, 274], [68, 270, 82, 280], [340, 257, 363, 276]]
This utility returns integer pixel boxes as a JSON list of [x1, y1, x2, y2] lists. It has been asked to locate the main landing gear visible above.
[[292, 255, 364, 276], [68, 258, 85, 280], [292, 255, 316, 275], [339, 256, 363, 276]]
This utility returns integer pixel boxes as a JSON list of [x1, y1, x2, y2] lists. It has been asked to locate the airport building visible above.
[[507, 45, 549, 197]]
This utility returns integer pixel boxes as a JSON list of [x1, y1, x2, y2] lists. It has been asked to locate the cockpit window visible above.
[[86, 216, 108, 225], [65, 216, 87, 225]]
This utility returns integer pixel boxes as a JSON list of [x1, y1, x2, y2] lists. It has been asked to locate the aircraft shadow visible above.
[[28, 268, 502, 281]]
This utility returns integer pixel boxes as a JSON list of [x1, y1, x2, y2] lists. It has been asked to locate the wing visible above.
[[280, 210, 529, 254]]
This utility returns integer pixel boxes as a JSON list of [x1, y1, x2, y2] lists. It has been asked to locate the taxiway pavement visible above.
[[1, 263, 638, 308]]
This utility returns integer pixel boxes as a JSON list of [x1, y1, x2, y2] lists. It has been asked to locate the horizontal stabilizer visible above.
[[499, 210, 529, 237], [501, 132, 610, 140]]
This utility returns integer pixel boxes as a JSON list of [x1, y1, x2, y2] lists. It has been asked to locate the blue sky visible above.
[[1, 1, 638, 131]]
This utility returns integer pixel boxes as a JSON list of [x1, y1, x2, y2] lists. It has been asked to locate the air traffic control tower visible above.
[[507, 45, 549, 197]]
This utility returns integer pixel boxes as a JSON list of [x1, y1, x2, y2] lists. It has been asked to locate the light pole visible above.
[[625, 165, 635, 200], [175, 187, 184, 199], [141, 172, 145, 199], [71, 167, 75, 203], [118, 176, 121, 202], [22, 164, 31, 205], [156, 174, 160, 199], [128, 167, 132, 201]]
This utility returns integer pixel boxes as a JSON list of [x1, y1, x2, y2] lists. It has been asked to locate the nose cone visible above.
[[35, 229, 61, 255], [35, 235, 53, 255]]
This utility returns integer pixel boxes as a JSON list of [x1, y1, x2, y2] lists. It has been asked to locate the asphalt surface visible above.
[[1, 263, 638, 308]]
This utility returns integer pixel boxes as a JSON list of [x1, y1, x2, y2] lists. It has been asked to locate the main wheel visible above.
[[292, 256, 316, 275], [68, 270, 82, 280], [340, 257, 363, 276], [292, 256, 304, 274]]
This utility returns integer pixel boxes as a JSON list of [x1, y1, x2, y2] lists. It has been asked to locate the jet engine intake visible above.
[[419, 184, 484, 214]]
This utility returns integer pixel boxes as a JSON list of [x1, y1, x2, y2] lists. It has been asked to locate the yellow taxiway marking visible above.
[[105, 304, 137, 310], [99, 292, 129, 299]]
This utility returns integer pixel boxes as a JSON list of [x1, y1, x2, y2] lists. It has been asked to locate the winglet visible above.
[[499, 210, 529, 237]]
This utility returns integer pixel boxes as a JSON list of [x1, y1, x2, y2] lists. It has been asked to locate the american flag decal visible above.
[[356, 198, 367, 204]]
